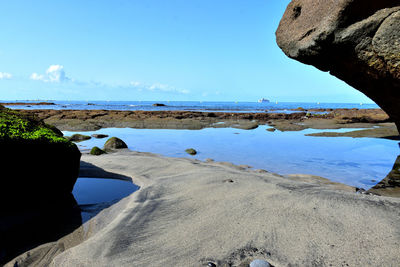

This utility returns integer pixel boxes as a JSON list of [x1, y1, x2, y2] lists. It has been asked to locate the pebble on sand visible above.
[[250, 259, 271, 267]]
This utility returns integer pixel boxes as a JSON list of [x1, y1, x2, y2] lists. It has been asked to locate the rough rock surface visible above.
[[276, 0, 400, 130]]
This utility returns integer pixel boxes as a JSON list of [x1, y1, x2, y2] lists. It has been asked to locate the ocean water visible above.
[[2, 100, 379, 113], [64, 126, 399, 189]]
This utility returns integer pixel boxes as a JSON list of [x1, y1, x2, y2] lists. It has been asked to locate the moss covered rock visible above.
[[66, 134, 91, 142], [90, 146, 106, 155], [0, 107, 81, 208], [185, 148, 197, 155], [104, 137, 128, 151], [0, 108, 72, 144]]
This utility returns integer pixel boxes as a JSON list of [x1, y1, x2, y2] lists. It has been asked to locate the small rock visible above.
[[207, 262, 217, 267], [65, 134, 91, 142], [250, 259, 271, 267], [207, 112, 216, 117], [205, 158, 214, 162], [266, 128, 276, 132], [90, 146, 106, 155], [185, 148, 197, 155], [152, 103, 166, 106], [239, 165, 252, 169], [104, 137, 128, 151], [91, 134, 109, 139], [223, 179, 234, 183]]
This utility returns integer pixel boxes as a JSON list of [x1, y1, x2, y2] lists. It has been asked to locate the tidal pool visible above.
[[64, 126, 399, 189], [73, 178, 139, 222]]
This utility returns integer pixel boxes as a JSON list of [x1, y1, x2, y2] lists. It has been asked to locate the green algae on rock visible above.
[[90, 146, 106, 155], [185, 148, 197, 155], [0, 107, 71, 145]]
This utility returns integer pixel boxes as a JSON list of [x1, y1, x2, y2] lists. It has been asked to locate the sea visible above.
[[1, 100, 379, 113]]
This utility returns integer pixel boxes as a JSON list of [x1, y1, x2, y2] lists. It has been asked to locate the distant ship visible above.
[[258, 98, 270, 103]]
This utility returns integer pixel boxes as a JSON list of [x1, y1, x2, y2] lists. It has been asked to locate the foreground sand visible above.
[[9, 151, 400, 266]]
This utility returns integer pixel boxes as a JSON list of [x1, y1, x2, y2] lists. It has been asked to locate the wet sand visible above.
[[7, 150, 400, 266]]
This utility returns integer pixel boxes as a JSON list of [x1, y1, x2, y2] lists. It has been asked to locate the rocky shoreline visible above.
[[16, 108, 398, 138]]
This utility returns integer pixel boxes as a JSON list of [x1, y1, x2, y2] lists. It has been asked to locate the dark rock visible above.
[[0, 108, 81, 209], [90, 146, 106, 155], [91, 133, 109, 139], [239, 123, 259, 130], [104, 137, 128, 151], [66, 133, 91, 142], [276, 0, 400, 131], [0, 194, 82, 265], [152, 103, 166, 106], [0, 108, 81, 264], [266, 128, 276, 132], [207, 262, 217, 267], [1, 102, 56, 106], [185, 148, 197, 155]]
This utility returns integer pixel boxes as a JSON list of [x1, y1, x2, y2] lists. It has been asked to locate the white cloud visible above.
[[0, 72, 12, 79], [130, 81, 189, 94], [130, 81, 142, 87], [30, 73, 45, 81], [30, 65, 70, 83]]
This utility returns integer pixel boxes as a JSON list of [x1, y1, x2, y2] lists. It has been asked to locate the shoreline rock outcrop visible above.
[[276, 0, 400, 131], [0, 106, 81, 207], [0, 106, 81, 264], [16, 108, 391, 132]]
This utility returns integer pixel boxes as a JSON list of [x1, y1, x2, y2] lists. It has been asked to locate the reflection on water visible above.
[[73, 178, 139, 222], [368, 155, 400, 197], [64, 126, 399, 188]]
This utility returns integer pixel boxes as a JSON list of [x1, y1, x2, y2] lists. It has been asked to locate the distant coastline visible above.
[[0, 100, 379, 113]]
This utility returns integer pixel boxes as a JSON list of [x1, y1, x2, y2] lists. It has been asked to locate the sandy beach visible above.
[[8, 150, 400, 266]]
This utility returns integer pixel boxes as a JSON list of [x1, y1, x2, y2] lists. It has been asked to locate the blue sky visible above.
[[0, 0, 373, 103]]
